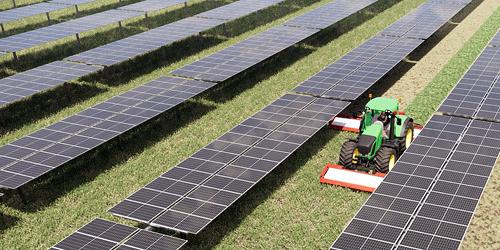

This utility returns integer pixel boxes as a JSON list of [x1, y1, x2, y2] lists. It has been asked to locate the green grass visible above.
[[0, 0, 498, 249]]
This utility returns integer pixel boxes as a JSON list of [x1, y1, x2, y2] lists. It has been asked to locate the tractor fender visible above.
[[395, 116, 413, 137]]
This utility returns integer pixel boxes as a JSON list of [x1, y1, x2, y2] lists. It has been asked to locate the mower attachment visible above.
[[320, 163, 385, 192]]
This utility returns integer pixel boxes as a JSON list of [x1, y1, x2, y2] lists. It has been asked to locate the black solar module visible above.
[[66, 16, 225, 66], [396, 118, 500, 249], [438, 45, 500, 121], [0, 9, 143, 53], [194, 0, 285, 21], [172, 25, 318, 82], [118, 0, 186, 12], [284, 0, 377, 30], [110, 94, 349, 233], [0, 61, 102, 107], [380, 0, 472, 40], [490, 31, 500, 47], [51, 218, 187, 250], [0, 2, 68, 24], [0, 77, 215, 189], [293, 35, 423, 101]]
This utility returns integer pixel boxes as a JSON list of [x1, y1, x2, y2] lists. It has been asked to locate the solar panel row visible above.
[[0, 0, 187, 53], [0, 0, 96, 24], [332, 115, 500, 250], [50, 218, 187, 250], [380, 0, 472, 39], [490, 30, 500, 47], [110, 94, 350, 233], [0, 0, 285, 108], [0, 77, 214, 189], [194, 0, 284, 21], [172, 0, 379, 83], [0, 61, 102, 107]]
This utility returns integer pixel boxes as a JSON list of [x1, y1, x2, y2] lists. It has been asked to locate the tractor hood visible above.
[[366, 97, 398, 112]]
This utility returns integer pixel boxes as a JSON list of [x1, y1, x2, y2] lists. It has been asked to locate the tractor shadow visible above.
[[0, 212, 18, 233]]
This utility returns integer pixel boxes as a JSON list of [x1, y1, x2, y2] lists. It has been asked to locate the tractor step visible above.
[[320, 163, 385, 192], [328, 114, 423, 136]]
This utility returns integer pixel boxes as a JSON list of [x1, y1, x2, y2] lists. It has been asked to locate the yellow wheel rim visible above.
[[352, 148, 360, 164], [405, 128, 413, 149], [389, 153, 396, 171]]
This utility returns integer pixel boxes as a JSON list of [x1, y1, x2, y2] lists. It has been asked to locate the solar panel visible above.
[[118, 0, 185, 12], [51, 218, 187, 250], [283, 0, 377, 30], [65, 16, 225, 66], [0, 9, 143, 53], [438, 46, 500, 120], [0, 77, 214, 189], [0, 61, 102, 108], [0, 2, 68, 24], [490, 31, 500, 47], [395, 119, 500, 250], [110, 94, 349, 233], [381, 0, 472, 39], [194, 0, 284, 21], [171, 25, 318, 82], [293, 35, 423, 101], [331, 115, 471, 249], [49, 0, 96, 5]]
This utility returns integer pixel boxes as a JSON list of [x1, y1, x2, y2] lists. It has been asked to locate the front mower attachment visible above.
[[320, 163, 385, 192]]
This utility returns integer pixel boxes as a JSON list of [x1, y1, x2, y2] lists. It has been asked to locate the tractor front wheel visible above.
[[339, 141, 358, 170], [399, 122, 414, 153], [374, 147, 397, 173]]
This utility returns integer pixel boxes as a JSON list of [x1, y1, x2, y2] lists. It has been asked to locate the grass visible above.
[[0, 0, 498, 249]]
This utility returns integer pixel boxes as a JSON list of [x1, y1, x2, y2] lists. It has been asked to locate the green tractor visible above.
[[339, 97, 414, 173]]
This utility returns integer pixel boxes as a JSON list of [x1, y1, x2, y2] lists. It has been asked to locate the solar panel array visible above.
[[51, 218, 187, 250], [438, 45, 500, 122], [490, 30, 500, 47], [110, 94, 350, 233], [118, 0, 185, 12], [172, 0, 379, 83], [283, 0, 377, 30], [0, 0, 284, 108], [172, 25, 318, 82], [380, 0, 472, 40], [0, 77, 214, 189], [332, 30, 500, 250], [0, 9, 143, 53], [194, 0, 284, 21], [0, 0, 96, 24], [0, 61, 102, 107], [293, 0, 471, 101]]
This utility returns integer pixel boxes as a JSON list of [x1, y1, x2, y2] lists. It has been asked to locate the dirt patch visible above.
[[383, 0, 499, 110]]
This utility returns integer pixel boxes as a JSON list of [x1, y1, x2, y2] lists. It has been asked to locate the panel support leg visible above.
[[12, 51, 18, 61], [16, 188, 27, 205], [184, 1, 187, 7], [75, 5, 79, 15], [75, 33, 81, 45], [118, 21, 123, 36], [0, 23, 4, 34], [12, 0, 16, 8], [222, 23, 228, 37], [46, 12, 51, 25], [63, 82, 72, 102]]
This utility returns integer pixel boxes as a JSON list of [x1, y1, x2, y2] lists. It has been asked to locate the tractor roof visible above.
[[366, 97, 398, 112]]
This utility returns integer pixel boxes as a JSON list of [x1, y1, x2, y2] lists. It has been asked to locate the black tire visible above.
[[399, 121, 414, 154], [339, 141, 357, 170], [374, 147, 397, 173]]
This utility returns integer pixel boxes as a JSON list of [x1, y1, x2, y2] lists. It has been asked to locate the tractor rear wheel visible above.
[[339, 141, 357, 170], [399, 121, 414, 153], [374, 147, 397, 173]]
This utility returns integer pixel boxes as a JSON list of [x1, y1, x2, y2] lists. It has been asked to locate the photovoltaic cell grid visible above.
[[293, 35, 423, 101], [0, 9, 143, 52], [51, 218, 187, 250], [118, 0, 186, 12], [0, 3, 67, 24], [194, 0, 284, 21], [110, 94, 349, 233], [0, 77, 215, 189], [0, 61, 101, 107], [397, 119, 500, 250], [380, 0, 472, 40], [171, 25, 318, 82], [283, 0, 377, 29], [65, 16, 226, 66], [438, 46, 500, 121], [332, 115, 471, 250], [489, 31, 500, 47]]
